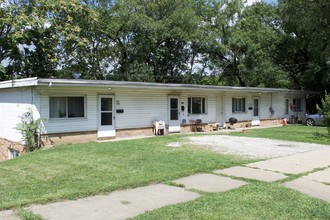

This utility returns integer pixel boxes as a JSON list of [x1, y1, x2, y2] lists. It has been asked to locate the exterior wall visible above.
[[37, 86, 307, 136], [39, 89, 98, 134], [179, 91, 217, 124], [0, 81, 309, 160], [0, 87, 37, 142], [114, 88, 168, 129], [223, 92, 306, 122], [37, 87, 220, 135], [41, 131, 97, 145]]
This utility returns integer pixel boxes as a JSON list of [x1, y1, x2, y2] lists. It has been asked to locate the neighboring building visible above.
[[0, 78, 308, 160]]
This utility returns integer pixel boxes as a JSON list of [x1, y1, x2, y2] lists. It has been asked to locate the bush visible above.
[[16, 111, 43, 152], [317, 91, 330, 136]]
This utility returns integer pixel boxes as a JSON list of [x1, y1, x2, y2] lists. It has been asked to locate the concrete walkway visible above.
[[29, 184, 200, 220], [2, 148, 330, 220]]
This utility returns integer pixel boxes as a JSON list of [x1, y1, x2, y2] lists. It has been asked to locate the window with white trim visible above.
[[8, 148, 19, 159], [293, 98, 302, 111], [50, 96, 85, 118], [285, 99, 289, 114], [232, 98, 246, 113], [188, 97, 206, 114]]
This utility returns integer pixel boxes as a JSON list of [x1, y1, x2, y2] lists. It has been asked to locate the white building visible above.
[[0, 78, 307, 160]]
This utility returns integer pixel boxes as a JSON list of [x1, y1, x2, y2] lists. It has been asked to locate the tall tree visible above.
[[0, 0, 97, 79], [104, 0, 202, 82], [277, 0, 330, 91]]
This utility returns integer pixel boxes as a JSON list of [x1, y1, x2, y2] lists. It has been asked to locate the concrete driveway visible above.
[[187, 135, 329, 158]]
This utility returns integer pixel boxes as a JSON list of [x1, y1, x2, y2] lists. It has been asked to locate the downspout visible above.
[[31, 86, 43, 149], [269, 93, 274, 117]]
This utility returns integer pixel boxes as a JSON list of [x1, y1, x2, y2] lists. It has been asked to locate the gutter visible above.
[[0, 77, 313, 94], [36, 78, 309, 94]]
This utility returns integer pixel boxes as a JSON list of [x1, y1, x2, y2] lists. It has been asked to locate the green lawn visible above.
[[1, 126, 330, 219], [134, 126, 330, 220], [0, 135, 250, 210], [134, 182, 330, 220], [229, 125, 330, 145]]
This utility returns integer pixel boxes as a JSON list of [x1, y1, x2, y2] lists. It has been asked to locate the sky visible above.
[[263, 0, 277, 4], [246, 0, 277, 6]]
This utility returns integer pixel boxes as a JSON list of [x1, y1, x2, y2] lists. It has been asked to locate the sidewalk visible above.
[[2, 147, 330, 220]]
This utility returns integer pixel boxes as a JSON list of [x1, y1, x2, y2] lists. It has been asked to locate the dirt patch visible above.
[[186, 135, 329, 159]]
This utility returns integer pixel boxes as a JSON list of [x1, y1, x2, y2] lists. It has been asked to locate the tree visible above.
[[278, 0, 330, 91], [104, 0, 202, 82], [317, 91, 330, 136], [198, 1, 286, 87], [0, 0, 97, 79]]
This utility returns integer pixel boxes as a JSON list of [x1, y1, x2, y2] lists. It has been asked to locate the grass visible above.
[[134, 182, 330, 220], [2, 126, 330, 218], [0, 135, 250, 210], [133, 126, 330, 220], [229, 125, 330, 145], [15, 209, 42, 220]]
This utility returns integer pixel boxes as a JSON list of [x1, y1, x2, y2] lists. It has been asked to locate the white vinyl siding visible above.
[[39, 91, 97, 134], [0, 87, 38, 142], [115, 89, 168, 129]]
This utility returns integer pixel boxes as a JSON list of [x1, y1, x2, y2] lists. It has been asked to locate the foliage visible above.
[[16, 111, 43, 152], [317, 91, 330, 135], [277, 0, 330, 91], [16, 209, 43, 220], [0, 0, 329, 96]]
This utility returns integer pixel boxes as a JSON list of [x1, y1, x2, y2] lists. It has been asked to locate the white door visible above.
[[252, 98, 260, 126], [168, 96, 181, 132], [216, 95, 224, 126], [98, 95, 116, 138]]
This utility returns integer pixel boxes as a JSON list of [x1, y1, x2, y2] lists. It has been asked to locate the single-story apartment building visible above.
[[0, 78, 308, 160]]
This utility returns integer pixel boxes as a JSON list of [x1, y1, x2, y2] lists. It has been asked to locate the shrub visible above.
[[317, 91, 330, 136], [16, 111, 43, 152]]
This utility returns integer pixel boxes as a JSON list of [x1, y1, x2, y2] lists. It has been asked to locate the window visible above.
[[293, 98, 302, 111], [8, 148, 19, 159], [232, 98, 246, 113], [50, 96, 85, 118], [188, 97, 206, 114], [285, 99, 289, 114]]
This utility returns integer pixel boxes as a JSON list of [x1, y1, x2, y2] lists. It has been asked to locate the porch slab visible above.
[[304, 168, 330, 183], [247, 148, 330, 174], [0, 210, 19, 220], [214, 166, 288, 182], [283, 177, 330, 203], [29, 184, 200, 220], [173, 173, 248, 193]]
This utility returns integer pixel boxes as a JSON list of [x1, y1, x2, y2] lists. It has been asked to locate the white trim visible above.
[[0, 78, 312, 94], [97, 95, 116, 138], [168, 96, 181, 133], [49, 95, 87, 119]]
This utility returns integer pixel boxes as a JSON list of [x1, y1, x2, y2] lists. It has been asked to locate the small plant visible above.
[[16, 208, 43, 220], [16, 110, 43, 152], [317, 91, 330, 136]]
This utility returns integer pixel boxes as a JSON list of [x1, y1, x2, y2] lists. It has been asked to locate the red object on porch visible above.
[[281, 118, 288, 126]]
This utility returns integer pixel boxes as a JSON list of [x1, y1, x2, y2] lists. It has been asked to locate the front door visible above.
[[98, 95, 116, 138], [252, 98, 260, 126], [168, 96, 181, 132]]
